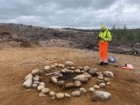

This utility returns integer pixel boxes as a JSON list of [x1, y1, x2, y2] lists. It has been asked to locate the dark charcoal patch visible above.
[[59, 73, 78, 82]]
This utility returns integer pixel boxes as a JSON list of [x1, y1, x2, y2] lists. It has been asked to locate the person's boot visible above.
[[99, 62, 104, 65], [104, 62, 109, 66]]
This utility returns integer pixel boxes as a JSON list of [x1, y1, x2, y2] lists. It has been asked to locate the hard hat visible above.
[[108, 56, 116, 63]]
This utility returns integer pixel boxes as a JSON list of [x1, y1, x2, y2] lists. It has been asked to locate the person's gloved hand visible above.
[[98, 37, 104, 40]]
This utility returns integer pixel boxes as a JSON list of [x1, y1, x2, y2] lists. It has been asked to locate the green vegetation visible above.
[[111, 28, 140, 44]]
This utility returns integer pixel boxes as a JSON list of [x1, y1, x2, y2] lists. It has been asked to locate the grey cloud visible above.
[[0, 0, 139, 28]]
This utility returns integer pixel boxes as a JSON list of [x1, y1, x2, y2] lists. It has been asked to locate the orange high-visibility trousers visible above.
[[99, 41, 108, 63]]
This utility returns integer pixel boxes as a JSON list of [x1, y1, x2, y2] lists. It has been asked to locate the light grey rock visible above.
[[98, 76, 104, 80], [65, 61, 75, 67], [54, 63, 58, 67], [23, 77, 33, 88], [70, 66, 76, 70], [64, 83, 74, 88], [97, 80, 105, 85], [56, 93, 65, 99], [96, 72, 103, 77], [58, 64, 65, 68], [89, 87, 95, 92], [44, 66, 51, 71], [32, 83, 38, 88], [34, 81, 40, 84], [92, 91, 111, 101], [74, 81, 82, 87], [39, 82, 45, 86], [41, 88, 50, 94], [103, 71, 114, 78], [73, 73, 91, 80], [49, 91, 56, 97], [94, 85, 100, 89], [37, 85, 45, 91], [39, 92, 46, 97], [79, 88, 87, 93], [99, 83, 106, 88], [24, 73, 33, 81], [32, 68, 40, 75], [83, 66, 90, 71], [88, 68, 98, 76], [104, 77, 110, 82], [33, 75, 40, 81], [79, 67, 83, 70], [106, 82, 111, 85], [57, 80, 65, 86], [79, 77, 89, 83], [61, 68, 68, 73], [51, 96, 55, 100], [51, 76, 58, 84], [64, 93, 71, 98], [71, 90, 81, 97], [75, 69, 81, 73]]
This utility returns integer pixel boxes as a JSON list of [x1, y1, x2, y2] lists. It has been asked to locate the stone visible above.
[[51, 76, 58, 84], [64, 83, 74, 88], [44, 66, 51, 71], [103, 71, 114, 78], [61, 68, 68, 73], [32, 68, 40, 75], [104, 77, 110, 82], [39, 82, 45, 86], [98, 76, 104, 80], [88, 68, 98, 76], [75, 69, 81, 73], [74, 81, 82, 87], [79, 77, 89, 83], [33, 75, 40, 81], [54, 63, 58, 67], [70, 66, 76, 70], [58, 64, 65, 68], [89, 87, 95, 92], [79, 67, 83, 70], [94, 85, 100, 89], [79, 88, 87, 93], [41, 88, 50, 94], [99, 83, 106, 88], [65, 61, 75, 67], [37, 85, 45, 91], [97, 80, 105, 85], [106, 82, 111, 85], [96, 72, 103, 77], [64, 93, 71, 98], [57, 80, 65, 86], [51, 96, 55, 100], [92, 90, 111, 101], [56, 93, 65, 99], [39, 92, 46, 97], [32, 83, 38, 88], [24, 73, 33, 81], [23, 77, 33, 88], [71, 90, 81, 97], [51, 64, 55, 68], [83, 66, 90, 71], [34, 81, 40, 84], [49, 91, 56, 97], [73, 73, 91, 80]]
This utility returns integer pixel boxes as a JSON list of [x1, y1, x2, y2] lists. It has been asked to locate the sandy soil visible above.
[[0, 47, 140, 105]]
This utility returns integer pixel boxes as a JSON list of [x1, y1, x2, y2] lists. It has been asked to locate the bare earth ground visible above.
[[0, 47, 140, 105]]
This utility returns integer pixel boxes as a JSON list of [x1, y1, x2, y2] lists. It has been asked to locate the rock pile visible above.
[[23, 61, 115, 101]]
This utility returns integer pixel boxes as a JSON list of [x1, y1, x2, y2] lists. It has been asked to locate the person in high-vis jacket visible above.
[[98, 24, 112, 65]]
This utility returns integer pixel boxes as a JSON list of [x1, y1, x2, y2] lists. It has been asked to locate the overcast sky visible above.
[[0, 0, 140, 29]]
